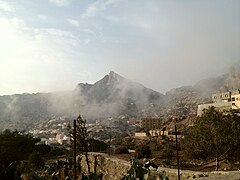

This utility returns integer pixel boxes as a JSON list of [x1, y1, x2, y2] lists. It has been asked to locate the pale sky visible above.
[[0, 0, 239, 95]]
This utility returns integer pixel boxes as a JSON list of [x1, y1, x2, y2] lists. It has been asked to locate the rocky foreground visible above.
[[79, 152, 240, 180]]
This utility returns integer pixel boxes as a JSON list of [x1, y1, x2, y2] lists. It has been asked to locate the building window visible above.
[[232, 97, 235, 101], [232, 103, 235, 106]]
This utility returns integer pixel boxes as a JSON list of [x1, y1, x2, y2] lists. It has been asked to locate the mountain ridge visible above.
[[0, 67, 240, 130], [74, 71, 165, 119]]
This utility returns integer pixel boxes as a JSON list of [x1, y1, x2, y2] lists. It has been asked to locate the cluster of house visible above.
[[197, 90, 240, 116], [48, 133, 70, 145], [29, 120, 71, 145], [135, 90, 240, 139]]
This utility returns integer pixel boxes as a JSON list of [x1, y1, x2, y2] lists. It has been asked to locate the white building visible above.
[[231, 93, 240, 109], [197, 90, 240, 116], [134, 132, 147, 137]]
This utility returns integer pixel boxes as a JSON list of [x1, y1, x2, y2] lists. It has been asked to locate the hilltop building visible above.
[[231, 93, 240, 110], [197, 90, 240, 116]]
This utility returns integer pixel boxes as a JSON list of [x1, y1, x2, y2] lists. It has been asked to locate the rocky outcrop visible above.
[[79, 153, 130, 180]]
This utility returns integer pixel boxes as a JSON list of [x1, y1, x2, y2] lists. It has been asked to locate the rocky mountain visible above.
[[0, 93, 51, 130], [164, 63, 240, 118], [74, 71, 165, 119], [0, 71, 165, 130], [0, 65, 240, 130], [194, 64, 240, 95]]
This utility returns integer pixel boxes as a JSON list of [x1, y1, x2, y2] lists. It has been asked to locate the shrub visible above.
[[115, 146, 129, 154], [135, 144, 151, 158], [28, 151, 44, 170], [89, 139, 108, 152]]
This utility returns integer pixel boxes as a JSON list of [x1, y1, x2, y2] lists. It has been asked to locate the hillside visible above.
[[0, 65, 240, 130], [163, 64, 240, 119], [0, 71, 165, 130], [74, 71, 165, 119], [194, 65, 240, 95]]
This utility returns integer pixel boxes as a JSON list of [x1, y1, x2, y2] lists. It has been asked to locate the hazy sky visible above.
[[0, 0, 239, 95]]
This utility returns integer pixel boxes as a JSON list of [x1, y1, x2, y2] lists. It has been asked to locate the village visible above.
[[29, 90, 240, 150]]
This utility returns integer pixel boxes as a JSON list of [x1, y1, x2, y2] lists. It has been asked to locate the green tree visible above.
[[183, 107, 240, 170], [0, 129, 40, 178], [224, 110, 240, 163]]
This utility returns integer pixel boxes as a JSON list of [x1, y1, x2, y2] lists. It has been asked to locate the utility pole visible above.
[[108, 132, 111, 157], [74, 119, 77, 180], [175, 125, 180, 180]]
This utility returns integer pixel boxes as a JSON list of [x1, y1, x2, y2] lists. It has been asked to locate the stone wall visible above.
[[79, 153, 130, 180], [79, 153, 240, 180]]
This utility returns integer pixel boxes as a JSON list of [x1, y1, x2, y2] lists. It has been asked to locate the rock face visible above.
[[163, 64, 240, 119], [75, 71, 165, 119], [164, 86, 209, 118], [194, 64, 240, 96], [79, 153, 130, 180]]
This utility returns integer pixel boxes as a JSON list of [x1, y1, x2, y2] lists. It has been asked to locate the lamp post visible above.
[[108, 132, 112, 157]]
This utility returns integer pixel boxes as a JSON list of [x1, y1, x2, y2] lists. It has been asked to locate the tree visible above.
[[69, 115, 91, 174], [28, 151, 44, 170], [115, 146, 129, 154], [0, 130, 40, 178], [68, 115, 103, 180], [89, 138, 108, 152], [183, 107, 240, 170], [224, 110, 240, 163], [135, 144, 152, 159]]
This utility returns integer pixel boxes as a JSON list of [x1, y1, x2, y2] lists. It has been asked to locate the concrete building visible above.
[[198, 90, 240, 116], [140, 117, 162, 130], [231, 93, 240, 109], [212, 92, 231, 103], [134, 132, 147, 137], [149, 129, 161, 136], [147, 129, 183, 140]]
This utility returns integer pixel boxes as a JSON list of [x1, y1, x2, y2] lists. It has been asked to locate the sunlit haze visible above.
[[0, 0, 239, 95]]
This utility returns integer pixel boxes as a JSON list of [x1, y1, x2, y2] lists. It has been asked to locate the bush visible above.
[[115, 146, 129, 154], [89, 139, 108, 152], [135, 144, 151, 158], [34, 144, 51, 156], [28, 151, 44, 170], [162, 147, 175, 160], [183, 108, 240, 162]]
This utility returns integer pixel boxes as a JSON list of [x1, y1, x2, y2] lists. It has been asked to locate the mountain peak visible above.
[[107, 71, 125, 84], [109, 70, 121, 78], [109, 70, 116, 76]]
